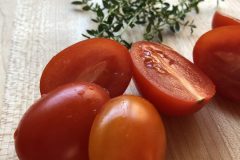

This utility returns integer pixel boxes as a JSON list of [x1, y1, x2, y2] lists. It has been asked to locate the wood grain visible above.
[[0, 0, 17, 119], [0, 0, 239, 159]]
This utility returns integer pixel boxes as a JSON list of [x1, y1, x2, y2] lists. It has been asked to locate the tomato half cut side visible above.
[[212, 10, 240, 28], [130, 41, 216, 116], [193, 26, 240, 103], [40, 38, 132, 97], [14, 82, 110, 160]]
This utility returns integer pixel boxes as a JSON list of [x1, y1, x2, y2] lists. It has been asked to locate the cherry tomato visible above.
[[193, 26, 240, 103], [212, 10, 240, 28], [14, 82, 109, 160], [130, 41, 215, 116], [89, 95, 166, 160], [40, 38, 132, 97]]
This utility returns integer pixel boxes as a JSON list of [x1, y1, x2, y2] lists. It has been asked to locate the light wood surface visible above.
[[0, 0, 240, 159], [0, 0, 17, 121]]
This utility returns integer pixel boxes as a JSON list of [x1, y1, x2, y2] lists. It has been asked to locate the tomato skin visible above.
[[14, 82, 110, 160], [212, 11, 240, 29], [130, 41, 215, 116], [89, 95, 166, 160], [193, 26, 240, 103], [40, 38, 132, 98]]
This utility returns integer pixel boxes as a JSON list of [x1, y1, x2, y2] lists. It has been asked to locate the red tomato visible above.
[[212, 10, 240, 28], [193, 26, 240, 103], [40, 38, 132, 97], [14, 82, 109, 160], [130, 41, 215, 116], [89, 95, 166, 160]]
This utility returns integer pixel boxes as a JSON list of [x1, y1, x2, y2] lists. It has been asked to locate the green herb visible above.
[[72, 0, 223, 48]]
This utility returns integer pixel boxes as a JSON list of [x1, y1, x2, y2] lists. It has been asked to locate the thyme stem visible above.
[[72, 0, 224, 48]]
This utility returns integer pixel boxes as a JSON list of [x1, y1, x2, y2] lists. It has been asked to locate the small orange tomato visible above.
[[89, 95, 166, 160]]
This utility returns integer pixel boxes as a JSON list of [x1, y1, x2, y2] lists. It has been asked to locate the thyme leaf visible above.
[[72, 0, 223, 48]]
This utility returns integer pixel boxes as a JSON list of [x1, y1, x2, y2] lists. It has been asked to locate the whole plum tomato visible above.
[[40, 38, 132, 98], [212, 10, 240, 28], [89, 95, 166, 160], [130, 41, 215, 116], [14, 82, 109, 160], [194, 26, 240, 103]]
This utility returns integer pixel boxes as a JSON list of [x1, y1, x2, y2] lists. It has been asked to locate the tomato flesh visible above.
[[212, 11, 240, 29], [193, 26, 240, 103], [89, 95, 166, 160], [40, 38, 132, 97], [14, 82, 109, 160], [130, 41, 215, 116]]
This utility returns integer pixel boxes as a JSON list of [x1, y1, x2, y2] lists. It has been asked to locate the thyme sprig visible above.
[[72, 0, 222, 48]]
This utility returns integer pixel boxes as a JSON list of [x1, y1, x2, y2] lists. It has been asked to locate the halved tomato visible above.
[[212, 10, 240, 28], [130, 41, 215, 116], [40, 38, 132, 97], [193, 26, 240, 103]]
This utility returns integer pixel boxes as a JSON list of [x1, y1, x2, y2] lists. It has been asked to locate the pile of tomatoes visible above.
[[14, 10, 240, 160]]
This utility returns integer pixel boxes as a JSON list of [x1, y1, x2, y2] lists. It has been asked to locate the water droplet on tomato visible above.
[[142, 48, 174, 74], [64, 145, 79, 159], [77, 90, 85, 96], [143, 54, 154, 68], [144, 50, 151, 56], [145, 63, 154, 69]]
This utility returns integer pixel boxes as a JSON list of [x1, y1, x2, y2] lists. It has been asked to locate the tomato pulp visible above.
[[130, 41, 216, 116], [212, 10, 240, 28], [194, 26, 240, 103], [89, 95, 166, 160], [40, 38, 132, 97], [14, 82, 109, 160]]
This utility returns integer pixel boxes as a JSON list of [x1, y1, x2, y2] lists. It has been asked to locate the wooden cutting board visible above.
[[0, 0, 239, 159]]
